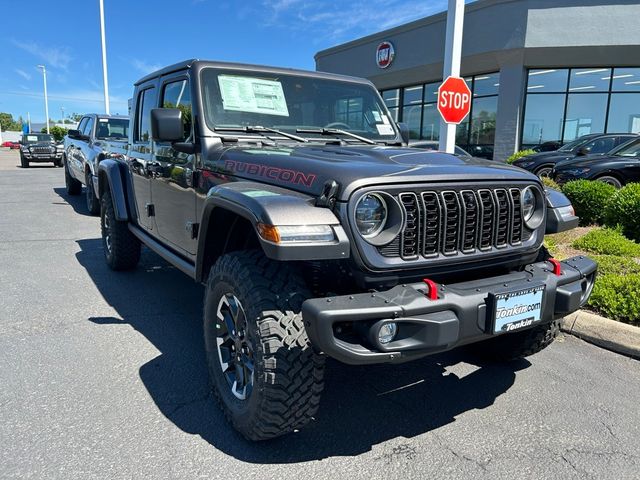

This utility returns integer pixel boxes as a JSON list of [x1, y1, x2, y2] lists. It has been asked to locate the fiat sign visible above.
[[437, 76, 472, 124], [376, 41, 395, 69]]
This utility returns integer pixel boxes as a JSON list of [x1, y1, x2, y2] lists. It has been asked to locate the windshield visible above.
[[96, 118, 128, 140], [558, 136, 592, 152], [23, 134, 54, 143], [613, 138, 640, 157], [200, 68, 398, 142]]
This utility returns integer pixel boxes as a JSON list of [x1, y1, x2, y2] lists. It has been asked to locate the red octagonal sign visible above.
[[437, 76, 472, 124]]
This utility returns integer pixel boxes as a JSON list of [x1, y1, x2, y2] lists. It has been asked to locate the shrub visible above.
[[561, 180, 616, 225], [588, 273, 640, 325], [572, 227, 640, 256], [506, 149, 536, 164], [541, 176, 561, 191], [592, 255, 640, 276], [604, 183, 640, 242]]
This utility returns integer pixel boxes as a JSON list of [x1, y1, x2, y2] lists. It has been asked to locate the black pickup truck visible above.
[[97, 59, 596, 441]]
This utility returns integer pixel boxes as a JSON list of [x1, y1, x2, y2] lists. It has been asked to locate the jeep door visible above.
[[150, 75, 197, 256], [67, 116, 91, 182], [75, 116, 95, 181], [128, 83, 157, 231]]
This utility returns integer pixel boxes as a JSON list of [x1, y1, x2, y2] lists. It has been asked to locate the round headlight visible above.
[[522, 187, 536, 222], [355, 193, 387, 238]]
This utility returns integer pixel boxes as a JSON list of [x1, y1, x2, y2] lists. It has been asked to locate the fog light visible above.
[[378, 323, 397, 344]]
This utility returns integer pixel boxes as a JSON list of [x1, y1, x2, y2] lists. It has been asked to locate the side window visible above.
[[614, 136, 632, 147], [77, 117, 88, 133], [82, 117, 94, 137], [162, 79, 192, 140], [135, 87, 157, 142], [588, 137, 615, 154]]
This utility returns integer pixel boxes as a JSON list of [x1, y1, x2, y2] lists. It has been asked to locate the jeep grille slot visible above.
[[399, 193, 420, 259], [380, 185, 534, 261], [421, 192, 441, 257], [494, 189, 510, 248]]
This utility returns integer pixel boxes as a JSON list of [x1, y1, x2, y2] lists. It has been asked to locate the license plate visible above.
[[492, 285, 544, 334]]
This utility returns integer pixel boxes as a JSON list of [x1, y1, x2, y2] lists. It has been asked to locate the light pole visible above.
[[37, 65, 50, 134], [99, 0, 110, 114], [61, 107, 65, 126]]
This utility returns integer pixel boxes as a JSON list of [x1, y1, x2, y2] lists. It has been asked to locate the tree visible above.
[[42, 125, 68, 142], [0, 112, 22, 132], [69, 113, 84, 122]]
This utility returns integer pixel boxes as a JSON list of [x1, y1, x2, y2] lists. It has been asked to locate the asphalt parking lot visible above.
[[1, 149, 639, 479]]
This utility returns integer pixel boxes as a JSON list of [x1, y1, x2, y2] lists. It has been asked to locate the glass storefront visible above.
[[522, 67, 640, 149], [381, 73, 499, 158]]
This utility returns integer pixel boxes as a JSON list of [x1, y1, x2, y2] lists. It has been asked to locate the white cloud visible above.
[[15, 68, 32, 81], [11, 39, 72, 70], [130, 59, 162, 75], [260, 0, 449, 43]]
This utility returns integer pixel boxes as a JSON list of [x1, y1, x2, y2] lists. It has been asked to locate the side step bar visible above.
[[128, 225, 196, 279]]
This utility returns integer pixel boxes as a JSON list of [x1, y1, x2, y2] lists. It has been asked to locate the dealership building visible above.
[[314, 0, 640, 161]]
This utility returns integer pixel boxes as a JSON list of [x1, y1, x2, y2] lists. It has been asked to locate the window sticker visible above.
[[381, 114, 390, 125], [26, 135, 38, 142], [218, 75, 289, 117], [376, 124, 395, 135], [372, 111, 382, 122], [99, 118, 109, 123]]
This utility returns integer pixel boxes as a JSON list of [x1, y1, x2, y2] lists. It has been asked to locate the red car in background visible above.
[[2, 141, 20, 149]]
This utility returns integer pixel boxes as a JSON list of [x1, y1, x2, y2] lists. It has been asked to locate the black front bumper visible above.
[[302, 256, 597, 365]]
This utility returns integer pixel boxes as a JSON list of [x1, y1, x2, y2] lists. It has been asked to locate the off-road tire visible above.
[[203, 250, 325, 441], [100, 189, 140, 270], [20, 153, 29, 168], [85, 170, 100, 215], [471, 320, 560, 362], [54, 158, 63, 167], [64, 157, 82, 195]]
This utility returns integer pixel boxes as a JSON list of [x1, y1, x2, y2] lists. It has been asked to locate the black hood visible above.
[[515, 151, 574, 164], [555, 153, 610, 169], [210, 144, 539, 201]]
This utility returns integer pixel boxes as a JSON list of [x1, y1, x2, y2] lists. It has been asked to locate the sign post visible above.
[[438, 0, 466, 153]]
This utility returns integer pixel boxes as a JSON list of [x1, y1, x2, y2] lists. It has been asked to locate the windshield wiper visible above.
[[214, 126, 308, 143], [296, 127, 376, 145]]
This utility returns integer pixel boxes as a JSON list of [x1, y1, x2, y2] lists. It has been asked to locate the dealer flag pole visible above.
[[439, 0, 465, 154]]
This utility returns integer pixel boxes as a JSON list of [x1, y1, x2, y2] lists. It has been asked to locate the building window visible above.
[[380, 73, 499, 158], [522, 67, 640, 149]]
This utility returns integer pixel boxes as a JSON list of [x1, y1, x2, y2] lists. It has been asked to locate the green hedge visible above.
[[541, 177, 561, 191], [592, 254, 640, 276], [506, 149, 536, 164], [561, 180, 616, 226], [589, 273, 640, 325], [572, 227, 640, 256], [604, 183, 640, 242]]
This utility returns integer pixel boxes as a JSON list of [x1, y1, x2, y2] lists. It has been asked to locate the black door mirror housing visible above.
[[67, 129, 81, 139], [577, 146, 591, 156], [397, 122, 410, 145], [151, 108, 185, 143]]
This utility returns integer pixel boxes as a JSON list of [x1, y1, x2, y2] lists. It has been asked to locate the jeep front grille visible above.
[[381, 187, 525, 260], [30, 146, 54, 154]]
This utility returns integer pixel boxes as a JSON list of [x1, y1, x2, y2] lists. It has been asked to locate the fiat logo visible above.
[[376, 41, 395, 69]]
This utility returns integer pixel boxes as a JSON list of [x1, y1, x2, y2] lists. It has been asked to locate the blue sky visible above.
[[0, 0, 458, 123]]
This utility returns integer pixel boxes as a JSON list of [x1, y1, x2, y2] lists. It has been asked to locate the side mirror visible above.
[[151, 108, 184, 143], [397, 122, 410, 145], [577, 146, 591, 156], [68, 129, 81, 139]]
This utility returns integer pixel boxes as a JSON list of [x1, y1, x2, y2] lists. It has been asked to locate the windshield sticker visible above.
[[372, 111, 382, 122], [218, 75, 290, 117], [26, 135, 38, 142], [376, 124, 395, 135], [98, 118, 109, 123], [381, 114, 390, 125]]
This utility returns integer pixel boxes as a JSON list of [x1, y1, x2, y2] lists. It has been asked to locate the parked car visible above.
[[1, 141, 20, 149], [531, 141, 562, 153], [410, 140, 472, 157], [466, 144, 494, 160], [553, 137, 640, 188], [513, 133, 637, 178], [19, 133, 63, 168], [63, 114, 129, 215], [96, 59, 595, 441]]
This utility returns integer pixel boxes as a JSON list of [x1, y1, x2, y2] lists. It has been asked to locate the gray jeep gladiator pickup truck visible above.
[[63, 114, 129, 214], [98, 59, 596, 441]]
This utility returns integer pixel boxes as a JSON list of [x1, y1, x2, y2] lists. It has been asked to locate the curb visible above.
[[561, 310, 640, 360]]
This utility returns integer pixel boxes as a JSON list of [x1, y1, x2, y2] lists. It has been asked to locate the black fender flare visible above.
[[97, 159, 129, 221], [195, 181, 350, 282]]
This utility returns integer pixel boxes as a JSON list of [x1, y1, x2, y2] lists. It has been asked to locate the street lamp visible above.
[[99, 0, 110, 114], [37, 65, 50, 134], [61, 107, 65, 127]]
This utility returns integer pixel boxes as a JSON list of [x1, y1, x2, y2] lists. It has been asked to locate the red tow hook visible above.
[[548, 258, 562, 276], [422, 278, 438, 300]]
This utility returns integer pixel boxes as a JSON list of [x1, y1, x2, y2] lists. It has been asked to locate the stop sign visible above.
[[437, 76, 472, 124]]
